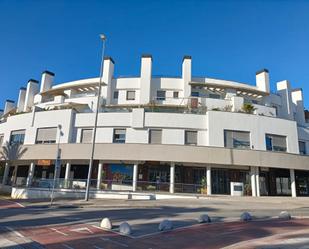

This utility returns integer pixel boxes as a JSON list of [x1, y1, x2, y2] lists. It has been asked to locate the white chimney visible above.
[[40, 71, 55, 93], [256, 69, 270, 93], [182, 55, 192, 98], [24, 79, 39, 112], [101, 57, 115, 105], [4, 100, 15, 114], [277, 80, 293, 120], [140, 54, 152, 104], [17, 87, 26, 113], [291, 88, 305, 125]]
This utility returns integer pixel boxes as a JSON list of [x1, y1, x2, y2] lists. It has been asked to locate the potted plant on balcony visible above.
[[200, 176, 207, 195], [242, 103, 256, 114]]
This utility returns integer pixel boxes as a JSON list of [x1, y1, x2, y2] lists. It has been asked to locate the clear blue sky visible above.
[[0, 0, 309, 109]]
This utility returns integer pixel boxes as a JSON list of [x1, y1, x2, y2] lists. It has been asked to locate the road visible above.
[[1, 196, 309, 248]]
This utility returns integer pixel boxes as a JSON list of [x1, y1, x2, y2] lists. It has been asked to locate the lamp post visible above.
[[50, 124, 63, 206], [85, 34, 106, 201]]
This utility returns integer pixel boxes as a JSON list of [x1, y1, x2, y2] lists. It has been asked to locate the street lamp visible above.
[[85, 34, 107, 201], [50, 124, 63, 206]]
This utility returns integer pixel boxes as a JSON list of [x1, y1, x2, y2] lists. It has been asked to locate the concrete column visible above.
[[170, 162, 175, 194], [255, 167, 260, 197], [256, 69, 270, 93], [206, 166, 212, 195], [24, 79, 39, 112], [17, 88, 26, 113], [290, 169, 297, 197], [97, 162, 103, 190], [26, 162, 35, 187], [64, 162, 71, 188], [182, 56, 192, 99], [250, 166, 257, 197], [2, 162, 10, 185], [4, 100, 15, 115], [140, 55, 152, 104], [132, 163, 138, 192]]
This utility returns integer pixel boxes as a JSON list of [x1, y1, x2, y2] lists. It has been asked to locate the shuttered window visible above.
[[36, 127, 57, 144], [81, 129, 93, 143], [265, 134, 287, 152], [113, 129, 126, 143], [185, 131, 197, 145], [149, 129, 162, 144], [126, 91, 135, 100], [224, 130, 250, 149], [10, 130, 25, 145]]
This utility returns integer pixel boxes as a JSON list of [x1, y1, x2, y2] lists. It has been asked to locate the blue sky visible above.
[[0, 0, 309, 109]]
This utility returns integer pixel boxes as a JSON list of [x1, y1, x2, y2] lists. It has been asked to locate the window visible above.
[[156, 90, 166, 100], [173, 92, 179, 98], [126, 91, 135, 100], [113, 129, 126, 143], [191, 91, 199, 97], [299, 141, 307, 155], [209, 93, 221, 99], [81, 129, 93, 143], [265, 134, 287, 152], [10, 130, 25, 145], [185, 131, 197, 145], [149, 129, 162, 144], [0, 134, 3, 146], [224, 130, 250, 149], [36, 127, 57, 144], [113, 91, 119, 99]]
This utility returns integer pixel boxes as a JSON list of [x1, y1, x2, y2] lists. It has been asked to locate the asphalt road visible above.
[[2, 196, 309, 236], [2, 196, 309, 248]]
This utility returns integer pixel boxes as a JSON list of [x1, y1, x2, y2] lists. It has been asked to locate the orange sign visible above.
[[37, 160, 52, 166]]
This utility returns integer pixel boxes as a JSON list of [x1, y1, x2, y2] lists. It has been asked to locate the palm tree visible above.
[[0, 142, 27, 185], [0, 142, 27, 161]]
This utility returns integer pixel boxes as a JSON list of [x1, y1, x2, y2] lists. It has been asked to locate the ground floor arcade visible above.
[[0, 160, 306, 197]]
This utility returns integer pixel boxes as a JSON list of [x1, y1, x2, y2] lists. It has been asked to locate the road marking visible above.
[[62, 244, 75, 249], [70, 227, 93, 234], [5, 226, 25, 238], [94, 246, 104, 249], [0, 198, 25, 208], [50, 228, 68, 236], [100, 238, 129, 247]]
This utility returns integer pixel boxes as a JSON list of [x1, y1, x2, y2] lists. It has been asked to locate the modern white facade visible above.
[[0, 55, 308, 198]]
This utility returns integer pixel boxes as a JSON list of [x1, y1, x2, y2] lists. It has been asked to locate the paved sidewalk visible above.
[[15, 218, 309, 249], [3, 196, 309, 248]]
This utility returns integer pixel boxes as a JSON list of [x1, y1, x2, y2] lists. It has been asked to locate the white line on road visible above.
[[50, 228, 68, 236], [70, 227, 93, 234], [5, 226, 25, 238], [93, 246, 104, 249], [0, 198, 25, 208], [62, 244, 75, 249], [100, 238, 129, 247]]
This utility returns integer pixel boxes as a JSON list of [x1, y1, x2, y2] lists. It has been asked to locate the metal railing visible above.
[[20, 178, 206, 194]]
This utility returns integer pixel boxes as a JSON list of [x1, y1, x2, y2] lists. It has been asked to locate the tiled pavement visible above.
[[14, 218, 309, 249]]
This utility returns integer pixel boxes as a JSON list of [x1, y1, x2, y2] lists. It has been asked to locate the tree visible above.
[[0, 142, 27, 161]]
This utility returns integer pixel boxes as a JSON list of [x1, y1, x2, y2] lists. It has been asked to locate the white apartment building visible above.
[[0, 55, 308, 198]]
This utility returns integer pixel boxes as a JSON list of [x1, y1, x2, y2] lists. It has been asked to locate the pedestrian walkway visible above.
[[14, 218, 309, 249]]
